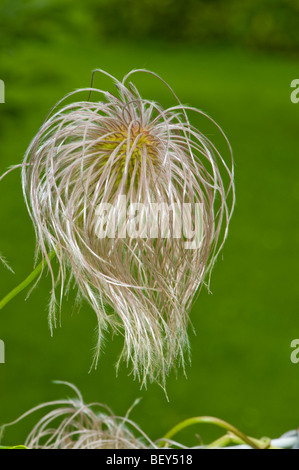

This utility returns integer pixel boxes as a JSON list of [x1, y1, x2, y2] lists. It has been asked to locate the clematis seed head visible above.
[[1, 382, 154, 449], [22, 70, 235, 387]]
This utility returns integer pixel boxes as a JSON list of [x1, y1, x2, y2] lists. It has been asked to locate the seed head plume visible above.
[[0, 382, 155, 449], [21, 69, 235, 387]]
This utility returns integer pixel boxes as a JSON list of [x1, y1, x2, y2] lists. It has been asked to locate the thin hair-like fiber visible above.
[[20, 70, 235, 387]]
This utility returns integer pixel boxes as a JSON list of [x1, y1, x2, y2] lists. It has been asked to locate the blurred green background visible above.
[[0, 0, 299, 446]]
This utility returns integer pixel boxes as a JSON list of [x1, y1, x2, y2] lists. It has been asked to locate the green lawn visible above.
[[0, 37, 299, 446]]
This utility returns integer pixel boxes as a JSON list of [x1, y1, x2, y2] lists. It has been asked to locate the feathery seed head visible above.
[[22, 70, 235, 387], [1, 382, 154, 449]]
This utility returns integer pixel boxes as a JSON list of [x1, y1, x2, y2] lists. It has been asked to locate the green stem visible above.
[[207, 433, 240, 448], [208, 432, 272, 449], [160, 416, 265, 449], [0, 251, 55, 311], [0, 445, 28, 449]]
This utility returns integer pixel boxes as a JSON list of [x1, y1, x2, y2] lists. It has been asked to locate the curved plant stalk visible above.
[[208, 432, 273, 449], [0, 445, 28, 449], [160, 416, 270, 449], [0, 251, 55, 311]]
